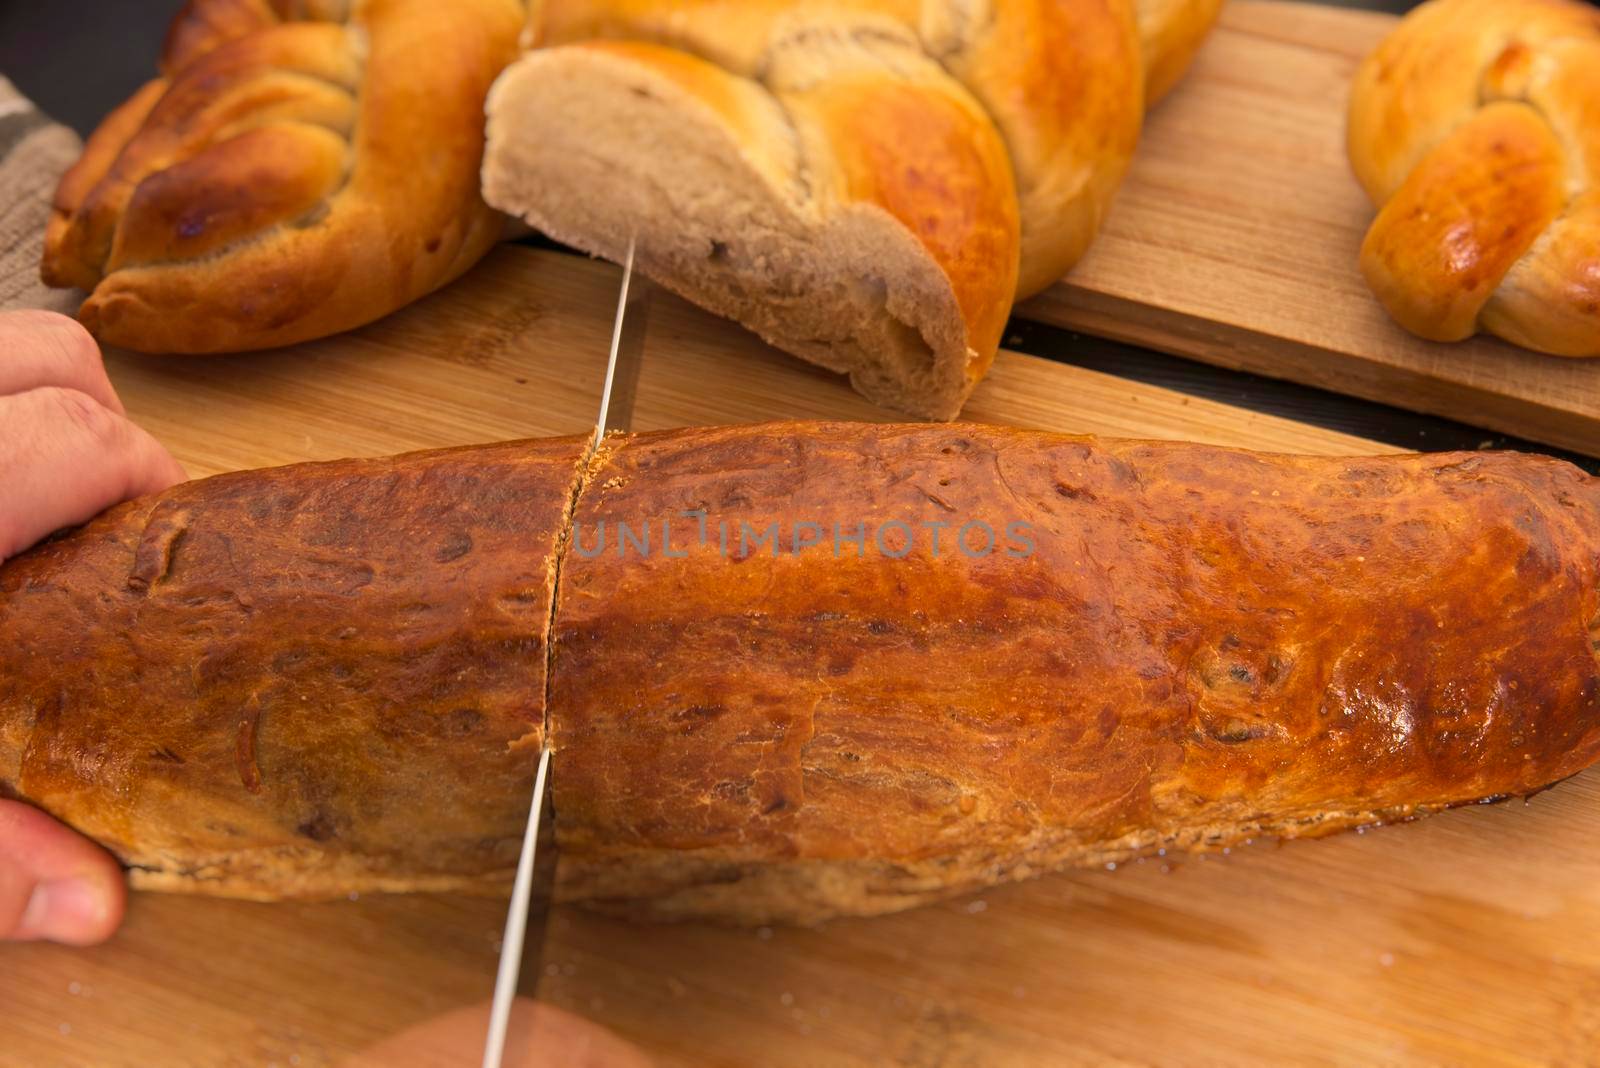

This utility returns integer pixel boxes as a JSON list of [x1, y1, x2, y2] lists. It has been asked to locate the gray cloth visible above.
[[0, 75, 81, 314]]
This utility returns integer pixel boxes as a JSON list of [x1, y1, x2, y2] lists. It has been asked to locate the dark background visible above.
[[4, 0, 1591, 470]]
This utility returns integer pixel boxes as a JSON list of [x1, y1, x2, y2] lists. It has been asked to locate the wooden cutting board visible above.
[[3, 246, 1596, 1068], [1021, 0, 1600, 459]]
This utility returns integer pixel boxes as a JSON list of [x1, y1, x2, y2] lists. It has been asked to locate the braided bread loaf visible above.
[[483, 0, 1222, 420], [41, 0, 524, 354], [1349, 0, 1600, 355]]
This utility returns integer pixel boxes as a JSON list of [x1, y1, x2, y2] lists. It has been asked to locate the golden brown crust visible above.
[[160, 0, 282, 74], [40, 0, 524, 354], [6, 423, 1595, 922], [949, 0, 1143, 297], [1136, 0, 1224, 106], [0, 437, 589, 898], [548, 423, 1600, 922], [43, 79, 170, 292], [525, 0, 1222, 295], [490, 1, 1219, 419], [776, 55, 1020, 384], [529, 0, 1142, 299], [484, 33, 1015, 420], [1348, 0, 1600, 354]]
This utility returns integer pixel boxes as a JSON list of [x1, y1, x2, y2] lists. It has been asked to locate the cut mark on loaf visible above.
[[127, 503, 191, 593], [236, 692, 265, 796]]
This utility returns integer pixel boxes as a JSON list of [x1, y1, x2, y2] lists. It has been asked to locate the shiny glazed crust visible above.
[[1348, 0, 1600, 354], [487, 33, 1023, 421], [1137, 0, 1225, 105], [0, 438, 588, 898], [486, 1, 1221, 419], [5, 423, 1597, 922], [551, 424, 1600, 922], [40, 0, 525, 354], [526, 0, 1147, 299]]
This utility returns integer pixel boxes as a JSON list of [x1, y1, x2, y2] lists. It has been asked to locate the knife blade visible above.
[[480, 745, 555, 1068], [481, 237, 646, 1068], [596, 237, 651, 440]]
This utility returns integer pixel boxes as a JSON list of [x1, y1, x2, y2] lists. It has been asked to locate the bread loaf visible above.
[[41, 0, 524, 354], [0, 438, 587, 898], [483, 0, 1222, 420], [3, 422, 1597, 923], [1348, 0, 1600, 355]]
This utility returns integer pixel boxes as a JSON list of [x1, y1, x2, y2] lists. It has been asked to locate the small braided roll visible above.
[[1349, 0, 1600, 355], [41, 0, 525, 354]]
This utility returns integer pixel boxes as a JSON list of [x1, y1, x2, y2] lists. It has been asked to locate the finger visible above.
[[0, 387, 187, 560], [505, 1001, 654, 1068], [343, 998, 654, 1068], [0, 310, 125, 413], [0, 800, 125, 946]]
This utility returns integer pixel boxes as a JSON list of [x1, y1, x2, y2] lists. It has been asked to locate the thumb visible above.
[[0, 800, 125, 946]]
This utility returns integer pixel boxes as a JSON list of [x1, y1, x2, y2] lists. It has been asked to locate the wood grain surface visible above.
[[2, 246, 1594, 1068], [1021, 0, 1600, 459]]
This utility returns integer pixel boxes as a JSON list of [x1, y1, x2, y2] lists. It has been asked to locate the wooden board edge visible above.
[[1018, 285, 1600, 458]]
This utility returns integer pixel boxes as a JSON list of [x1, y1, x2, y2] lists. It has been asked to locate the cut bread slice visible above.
[[483, 38, 1019, 420]]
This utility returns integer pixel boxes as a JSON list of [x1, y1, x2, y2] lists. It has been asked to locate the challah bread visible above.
[[486, 32, 1024, 421], [485, 0, 1221, 420], [1138, 0, 1225, 105], [41, 0, 524, 354], [1348, 0, 1600, 355], [4, 423, 1598, 924]]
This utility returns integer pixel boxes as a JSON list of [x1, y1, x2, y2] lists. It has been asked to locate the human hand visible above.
[[344, 997, 654, 1068], [0, 310, 185, 557], [0, 309, 186, 945]]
